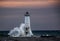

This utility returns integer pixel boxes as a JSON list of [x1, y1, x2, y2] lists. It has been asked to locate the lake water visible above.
[[0, 30, 60, 37]]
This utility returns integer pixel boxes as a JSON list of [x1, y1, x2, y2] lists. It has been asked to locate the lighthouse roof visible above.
[[25, 12, 30, 16]]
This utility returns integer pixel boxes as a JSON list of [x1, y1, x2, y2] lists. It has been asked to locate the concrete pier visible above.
[[0, 36, 60, 41]]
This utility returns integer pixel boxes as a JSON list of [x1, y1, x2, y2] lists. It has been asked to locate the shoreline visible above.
[[0, 36, 60, 41]]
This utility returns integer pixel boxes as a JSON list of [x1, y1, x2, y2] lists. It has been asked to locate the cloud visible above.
[[0, 0, 57, 8]]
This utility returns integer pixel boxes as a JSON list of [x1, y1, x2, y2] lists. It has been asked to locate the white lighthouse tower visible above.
[[8, 12, 33, 37], [24, 12, 33, 37]]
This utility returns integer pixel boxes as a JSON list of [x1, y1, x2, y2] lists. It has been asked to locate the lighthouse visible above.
[[24, 12, 33, 37], [8, 12, 33, 37]]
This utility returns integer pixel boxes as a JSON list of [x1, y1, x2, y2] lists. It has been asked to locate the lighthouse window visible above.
[[25, 27, 29, 31], [25, 32, 28, 35]]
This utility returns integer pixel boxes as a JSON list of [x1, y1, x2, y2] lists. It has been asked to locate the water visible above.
[[8, 23, 33, 37], [33, 30, 60, 36], [0, 30, 60, 37]]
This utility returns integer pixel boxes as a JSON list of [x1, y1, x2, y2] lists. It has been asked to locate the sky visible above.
[[0, 0, 60, 31]]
